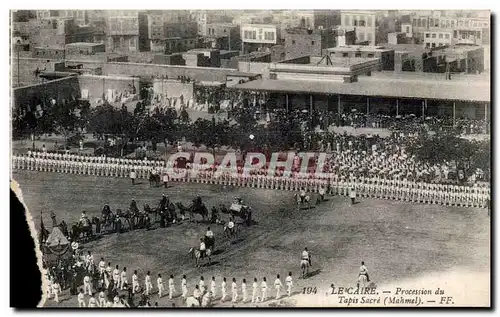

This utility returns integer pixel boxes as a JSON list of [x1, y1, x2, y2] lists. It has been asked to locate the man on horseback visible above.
[[199, 238, 206, 259], [158, 194, 168, 212], [205, 227, 215, 250], [300, 188, 306, 204], [80, 211, 90, 227]]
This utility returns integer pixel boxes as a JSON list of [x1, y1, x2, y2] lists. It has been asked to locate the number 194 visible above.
[[302, 287, 317, 294]]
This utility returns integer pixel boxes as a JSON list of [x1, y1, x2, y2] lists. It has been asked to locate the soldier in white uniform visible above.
[[120, 267, 128, 290], [145, 271, 153, 296], [210, 276, 216, 299], [221, 277, 227, 302], [251, 277, 259, 303], [132, 270, 139, 294], [242, 278, 248, 303], [231, 278, 238, 303], [274, 274, 283, 300], [157, 274, 164, 298], [285, 272, 293, 297], [181, 275, 188, 299]]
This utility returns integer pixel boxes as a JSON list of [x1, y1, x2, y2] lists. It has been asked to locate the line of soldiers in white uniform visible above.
[[13, 151, 489, 208], [45, 256, 296, 307]]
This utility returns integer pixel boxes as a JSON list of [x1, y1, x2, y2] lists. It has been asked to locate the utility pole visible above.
[[16, 44, 20, 87]]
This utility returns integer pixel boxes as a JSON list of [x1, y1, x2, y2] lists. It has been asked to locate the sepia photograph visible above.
[[9, 8, 491, 308]]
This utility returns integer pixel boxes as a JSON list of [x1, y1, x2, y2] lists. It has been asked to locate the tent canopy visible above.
[[45, 227, 70, 247]]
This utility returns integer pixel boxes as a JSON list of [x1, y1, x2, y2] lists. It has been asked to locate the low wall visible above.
[[153, 79, 194, 99], [13, 57, 241, 87], [12, 75, 81, 110], [78, 75, 139, 103]]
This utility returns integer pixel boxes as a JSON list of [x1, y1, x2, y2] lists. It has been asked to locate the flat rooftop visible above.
[[309, 56, 380, 67], [65, 42, 105, 47], [231, 74, 490, 102], [328, 45, 394, 53]]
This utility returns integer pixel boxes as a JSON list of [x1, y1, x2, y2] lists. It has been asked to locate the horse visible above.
[[144, 203, 160, 223], [204, 235, 215, 250], [148, 172, 161, 187], [71, 221, 93, 242], [300, 259, 311, 278], [188, 247, 212, 268], [294, 193, 311, 210], [175, 202, 189, 220]]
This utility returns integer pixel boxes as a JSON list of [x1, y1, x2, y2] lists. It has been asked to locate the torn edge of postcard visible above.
[[11, 179, 47, 307]]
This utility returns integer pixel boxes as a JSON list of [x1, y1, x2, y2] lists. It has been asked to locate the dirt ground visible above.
[[12, 170, 490, 307]]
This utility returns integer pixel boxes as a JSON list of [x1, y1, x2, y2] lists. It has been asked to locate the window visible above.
[[252, 31, 256, 39], [292, 40, 295, 44], [342, 53, 348, 57], [454, 30, 458, 38], [355, 52, 362, 57], [367, 53, 374, 57], [426, 42, 430, 48], [445, 34, 450, 39], [426, 33, 430, 38], [451, 20, 455, 28], [439, 33, 443, 39], [432, 33, 436, 38], [406, 26, 410, 33], [441, 20, 446, 28], [432, 43, 436, 48], [367, 16, 372, 27], [462, 32, 466, 39], [311, 40, 315, 45], [359, 32, 364, 41]]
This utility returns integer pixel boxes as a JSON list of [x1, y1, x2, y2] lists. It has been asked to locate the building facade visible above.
[[327, 45, 395, 71], [340, 10, 377, 45], [106, 10, 140, 52], [241, 24, 280, 54], [284, 27, 336, 59], [204, 23, 240, 50]]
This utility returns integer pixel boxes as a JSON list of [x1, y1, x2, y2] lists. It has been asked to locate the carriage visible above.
[[228, 198, 252, 226]]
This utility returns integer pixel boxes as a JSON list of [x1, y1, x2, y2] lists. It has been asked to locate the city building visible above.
[[340, 10, 377, 45], [203, 23, 240, 50], [30, 18, 101, 48], [326, 45, 395, 71], [36, 10, 87, 26], [284, 27, 336, 60], [409, 11, 489, 46], [147, 10, 197, 53], [105, 10, 142, 52], [241, 24, 281, 54]]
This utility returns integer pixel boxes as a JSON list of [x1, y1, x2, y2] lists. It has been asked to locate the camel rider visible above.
[[300, 188, 306, 203], [199, 238, 206, 259], [359, 261, 370, 282], [129, 200, 139, 214], [80, 211, 89, 226], [195, 196, 202, 206], [302, 247, 311, 266], [159, 195, 168, 211], [210, 206, 219, 223]]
